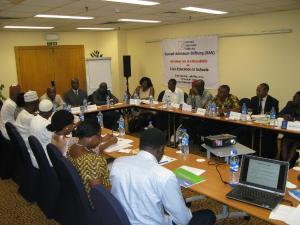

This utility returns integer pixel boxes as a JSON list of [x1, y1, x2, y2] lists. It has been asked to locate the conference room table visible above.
[[102, 129, 300, 225], [88, 102, 300, 157]]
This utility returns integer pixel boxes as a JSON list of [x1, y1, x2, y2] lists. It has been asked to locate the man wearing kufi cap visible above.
[[29, 99, 53, 168], [0, 84, 21, 139]]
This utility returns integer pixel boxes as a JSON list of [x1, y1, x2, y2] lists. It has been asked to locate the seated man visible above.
[[110, 128, 216, 225], [92, 82, 118, 105], [162, 79, 184, 105], [213, 85, 240, 116], [64, 78, 87, 107], [187, 79, 213, 109], [92, 82, 119, 129], [249, 83, 279, 115], [40, 86, 64, 110], [30, 99, 53, 167], [278, 91, 300, 163]]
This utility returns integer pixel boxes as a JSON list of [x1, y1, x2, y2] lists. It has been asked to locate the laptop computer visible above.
[[226, 155, 289, 210]]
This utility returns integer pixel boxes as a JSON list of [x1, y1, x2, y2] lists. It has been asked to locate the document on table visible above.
[[159, 155, 177, 165], [179, 165, 205, 176], [269, 204, 300, 225], [104, 138, 133, 153]]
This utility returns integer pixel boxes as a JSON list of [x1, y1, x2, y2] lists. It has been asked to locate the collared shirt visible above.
[[40, 93, 64, 110], [162, 88, 184, 104], [15, 109, 38, 168], [213, 94, 240, 111], [187, 89, 213, 108], [110, 151, 192, 225], [30, 114, 53, 167], [0, 98, 17, 139], [260, 96, 267, 114]]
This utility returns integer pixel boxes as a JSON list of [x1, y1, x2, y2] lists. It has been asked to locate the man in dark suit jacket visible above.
[[249, 83, 279, 115], [64, 78, 87, 107]]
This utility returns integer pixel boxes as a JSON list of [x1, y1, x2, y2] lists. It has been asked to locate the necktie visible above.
[[259, 98, 263, 114]]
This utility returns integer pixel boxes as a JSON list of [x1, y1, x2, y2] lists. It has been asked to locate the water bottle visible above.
[[83, 98, 88, 111], [106, 95, 110, 107], [67, 104, 72, 113], [211, 102, 217, 117], [118, 115, 125, 136], [63, 103, 68, 111], [53, 104, 57, 112], [269, 107, 276, 126], [166, 95, 172, 109], [149, 95, 154, 107], [134, 93, 139, 105], [79, 106, 85, 122], [97, 111, 104, 128], [241, 103, 247, 121], [147, 121, 154, 129], [229, 149, 240, 186], [181, 129, 189, 159], [124, 91, 129, 104], [176, 126, 183, 152]]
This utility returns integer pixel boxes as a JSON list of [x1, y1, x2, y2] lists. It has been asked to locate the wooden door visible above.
[[15, 46, 54, 96], [53, 45, 86, 96]]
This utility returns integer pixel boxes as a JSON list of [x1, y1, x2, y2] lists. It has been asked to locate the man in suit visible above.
[[64, 78, 87, 107], [249, 83, 279, 115]]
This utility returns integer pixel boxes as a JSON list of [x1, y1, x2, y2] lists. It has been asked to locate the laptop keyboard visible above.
[[229, 185, 283, 209]]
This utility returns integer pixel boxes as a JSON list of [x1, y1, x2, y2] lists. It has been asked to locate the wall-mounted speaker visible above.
[[123, 55, 131, 78]]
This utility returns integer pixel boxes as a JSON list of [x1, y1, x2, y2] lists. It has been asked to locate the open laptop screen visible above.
[[239, 155, 289, 194]]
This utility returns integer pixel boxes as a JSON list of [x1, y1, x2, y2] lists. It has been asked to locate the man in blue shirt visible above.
[[110, 128, 216, 225]]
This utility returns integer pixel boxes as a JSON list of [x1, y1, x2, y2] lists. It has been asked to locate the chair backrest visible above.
[[47, 144, 95, 225], [239, 98, 251, 109], [184, 92, 188, 103], [91, 185, 131, 225], [157, 90, 165, 102]]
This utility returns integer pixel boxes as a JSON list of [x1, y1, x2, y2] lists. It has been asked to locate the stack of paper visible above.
[[270, 204, 300, 225], [104, 138, 133, 153], [173, 165, 206, 188]]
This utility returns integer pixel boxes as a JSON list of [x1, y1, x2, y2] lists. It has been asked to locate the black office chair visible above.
[[28, 136, 60, 220], [0, 130, 15, 179], [184, 92, 188, 103], [5, 122, 40, 202], [47, 144, 103, 225], [157, 90, 165, 102], [91, 185, 131, 225]]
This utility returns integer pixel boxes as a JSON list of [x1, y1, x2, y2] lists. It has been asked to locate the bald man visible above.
[[40, 86, 64, 110], [64, 78, 87, 107], [0, 84, 21, 139], [187, 79, 213, 108]]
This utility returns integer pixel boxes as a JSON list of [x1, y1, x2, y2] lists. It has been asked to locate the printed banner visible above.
[[161, 36, 218, 89]]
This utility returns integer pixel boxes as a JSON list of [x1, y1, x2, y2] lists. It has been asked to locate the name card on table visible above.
[[287, 121, 300, 131], [71, 107, 80, 114], [196, 108, 206, 116], [87, 104, 97, 112], [172, 103, 180, 109], [229, 111, 241, 120], [182, 103, 192, 112], [129, 99, 141, 105]]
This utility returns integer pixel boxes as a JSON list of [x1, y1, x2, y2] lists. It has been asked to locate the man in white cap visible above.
[[29, 99, 54, 168], [0, 84, 21, 139]]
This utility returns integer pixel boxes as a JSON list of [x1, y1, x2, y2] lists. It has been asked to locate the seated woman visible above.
[[67, 120, 117, 204], [47, 110, 76, 156], [279, 91, 300, 163], [133, 76, 155, 99]]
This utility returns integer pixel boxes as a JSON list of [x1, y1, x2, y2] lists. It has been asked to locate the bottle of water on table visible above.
[[106, 95, 110, 107], [166, 95, 172, 110], [83, 98, 88, 111], [181, 129, 189, 159], [79, 106, 85, 122], [119, 115, 125, 136], [269, 107, 276, 126], [124, 91, 129, 104], [229, 149, 240, 186], [97, 111, 104, 128], [241, 103, 247, 121], [149, 95, 154, 107]]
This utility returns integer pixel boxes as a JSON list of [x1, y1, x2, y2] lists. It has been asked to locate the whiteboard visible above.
[[85, 57, 112, 95]]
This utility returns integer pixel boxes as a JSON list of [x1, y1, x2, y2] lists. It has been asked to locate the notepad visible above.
[[158, 155, 177, 165], [173, 167, 205, 188]]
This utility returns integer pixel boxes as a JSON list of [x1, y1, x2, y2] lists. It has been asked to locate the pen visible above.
[[159, 160, 168, 164]]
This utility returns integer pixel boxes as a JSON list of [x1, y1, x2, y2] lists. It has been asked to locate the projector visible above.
[[204, 134, 237, 148]]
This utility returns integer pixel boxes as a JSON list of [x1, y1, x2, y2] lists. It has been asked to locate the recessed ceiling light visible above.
[[4, 25, 54, 29], [76, 27, 115, 30], [103, 0, 159, 6], [181, 7, 227, 15], [35, 14, 94, 20], [118, 18, 160, 23]]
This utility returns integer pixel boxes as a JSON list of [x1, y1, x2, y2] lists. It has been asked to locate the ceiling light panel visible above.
[[118, 18, 161, 23], [76, 27, 115, 30], [181, 7, 227, 15], [35, 14, 94, 19], [4, 25, 54, 29], [103, 0, 159, 6]]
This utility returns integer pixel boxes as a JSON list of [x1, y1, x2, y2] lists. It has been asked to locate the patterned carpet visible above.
[[0, 177, 271, 225]]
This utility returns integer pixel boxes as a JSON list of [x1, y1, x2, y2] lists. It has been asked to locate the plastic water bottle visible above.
[[269, 107, 276, 126], [211, 102, 217, 117], [148, 121, 154, 129], [53, 104, 57, 112], [149, 95, 154, 107], [241, 103, 247, 121], [79, 106, 85, 122], [134, 93, 139, 105], [181, 129, 189, 159], [118, 115, 125, 136], [124, 91, 129, 104], [83, 98, 88, 111], [229, 149, 240, 186], [97, 111, 104, 128], [176, 126, 183, 152], [106, 95, 110, 107], [166, 95, 172, 109]]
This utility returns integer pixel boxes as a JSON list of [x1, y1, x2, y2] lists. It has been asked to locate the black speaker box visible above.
[[123, 55, 131, 78]]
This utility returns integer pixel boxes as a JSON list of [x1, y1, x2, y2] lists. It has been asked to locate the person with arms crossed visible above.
[[64, 78, 87, 107], [110, 128, 216, 225]]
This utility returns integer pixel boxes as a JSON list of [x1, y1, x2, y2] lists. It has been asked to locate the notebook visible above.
[[226, 155, 289, 210]]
